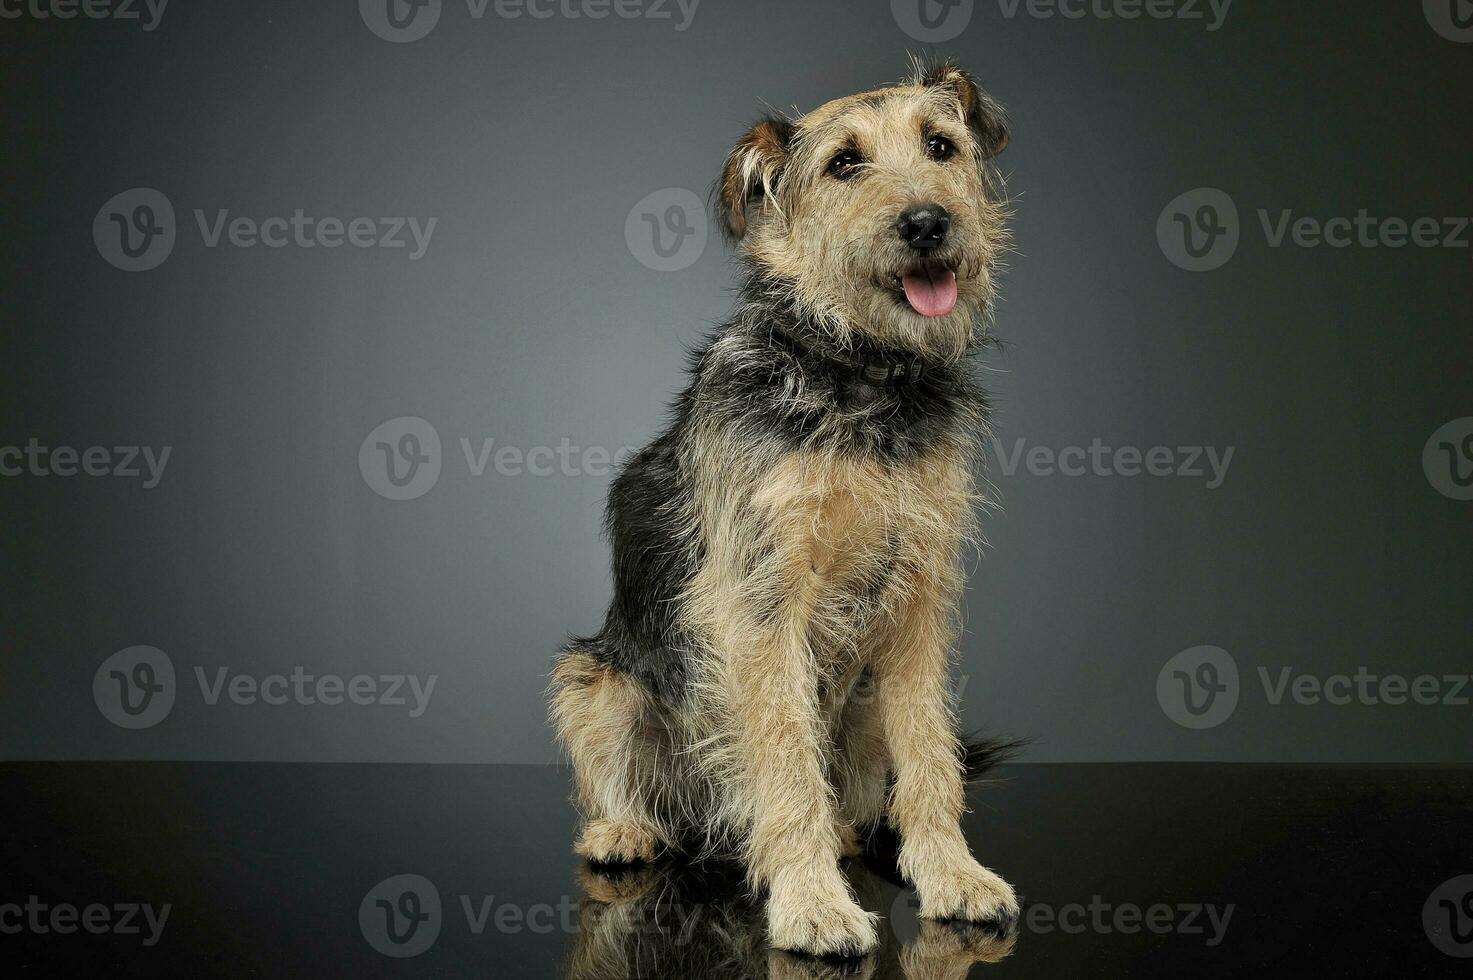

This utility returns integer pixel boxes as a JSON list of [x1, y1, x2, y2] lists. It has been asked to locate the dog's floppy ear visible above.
[[716, 114, 794, 241], [921, 63, 1010, 159]]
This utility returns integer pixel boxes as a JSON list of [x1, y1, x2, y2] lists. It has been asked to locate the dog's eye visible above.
[[925, 134, 956, 161], [826, 149, 863, 180]]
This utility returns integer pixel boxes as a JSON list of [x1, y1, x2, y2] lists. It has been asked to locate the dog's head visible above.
[[717, 63, 1011, 361]]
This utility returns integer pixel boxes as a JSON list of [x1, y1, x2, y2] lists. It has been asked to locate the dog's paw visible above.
[[574, 819, 659, 865], [768, 889, 879, 958], [836, 823, 864, 859], [916, 863, 1019, 929]]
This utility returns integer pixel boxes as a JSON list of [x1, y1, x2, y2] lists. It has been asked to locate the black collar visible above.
[[767, 329, 930, 387]]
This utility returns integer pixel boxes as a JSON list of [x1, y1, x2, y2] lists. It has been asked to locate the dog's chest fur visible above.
[[750, 449, 972, 677], [683, 427, 976, 686], [754, 450, 967, 598]]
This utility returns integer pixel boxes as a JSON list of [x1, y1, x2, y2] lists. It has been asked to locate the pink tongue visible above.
[[901, 268, 958, 317]]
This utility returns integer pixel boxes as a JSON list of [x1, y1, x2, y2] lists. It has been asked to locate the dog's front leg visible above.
[[874, 592, 1018, 926], [723, 615, 878, 956]]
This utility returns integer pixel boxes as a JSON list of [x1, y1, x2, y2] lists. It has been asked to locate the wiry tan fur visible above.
[[551, 61, 1018, 957], [677, 446, 997, 952]]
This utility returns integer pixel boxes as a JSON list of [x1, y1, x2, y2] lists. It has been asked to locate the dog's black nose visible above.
[[896, 204, 951, 251]]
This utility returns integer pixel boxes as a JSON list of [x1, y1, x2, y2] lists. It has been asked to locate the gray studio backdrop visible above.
[[2, 0, 1469, 764]]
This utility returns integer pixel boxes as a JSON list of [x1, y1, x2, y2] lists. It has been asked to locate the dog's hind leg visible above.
[[549, 645, 668, 864]]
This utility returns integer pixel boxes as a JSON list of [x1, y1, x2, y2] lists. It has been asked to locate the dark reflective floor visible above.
[[2, 763, 1471, 977]]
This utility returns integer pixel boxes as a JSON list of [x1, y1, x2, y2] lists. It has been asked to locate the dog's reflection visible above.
[[565, 858, 1016, 979]]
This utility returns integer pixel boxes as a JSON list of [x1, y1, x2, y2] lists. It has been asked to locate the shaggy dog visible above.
[[551, 61, 1017, 957]]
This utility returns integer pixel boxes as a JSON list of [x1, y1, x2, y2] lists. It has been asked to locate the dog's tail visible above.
[[960, 733, 1029, 783]]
